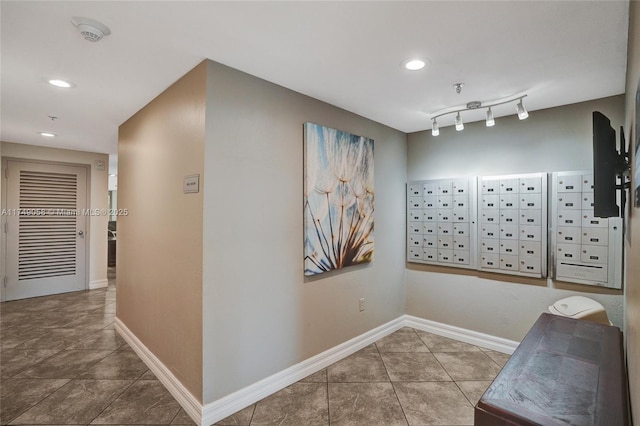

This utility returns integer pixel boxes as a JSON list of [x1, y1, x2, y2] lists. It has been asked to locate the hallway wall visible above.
[[201, 60, 408, 403]]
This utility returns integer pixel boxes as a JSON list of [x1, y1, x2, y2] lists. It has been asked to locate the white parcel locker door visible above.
[[520, 257, 541, 274], [438, 209, 454, 222], [452, 208, 469, 222], [453, 251, 470, 265], [582, 174, 594, 192], [582, 193, 595, 210], [408, 224, 423, 235], [438, 195, 453, 209], [453, 236, 470, 251], [520, 225, 542, 241], [423, 223, 438, 235], [452, 196, 468, 209], [438, 236, 453, 249], [409, 210, 422, 222], [408, 235, 422, 247]]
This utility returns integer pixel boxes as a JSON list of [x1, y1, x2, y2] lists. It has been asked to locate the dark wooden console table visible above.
[[475, 313, 629, 426]]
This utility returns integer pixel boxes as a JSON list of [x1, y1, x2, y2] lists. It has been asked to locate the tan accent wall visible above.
[[624, 0, 640, 419], [117, 62, 206, 401]]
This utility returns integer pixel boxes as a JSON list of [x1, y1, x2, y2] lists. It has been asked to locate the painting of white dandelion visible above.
[[304, 122, 374, 276]]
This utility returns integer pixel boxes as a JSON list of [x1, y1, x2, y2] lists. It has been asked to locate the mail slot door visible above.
[[557, 243, 581, 261], [482, 194, 499, 209], [408, 224, 423, 235], [437, 235, 453, 249], [437, 222, 453, 235], [520, 225, 541, 241], [481, 253, 499, 269], [500, 193, 519, 209], [499, 178, 519, 194], [437, 209, 454, 223], [557, 226, 581, 243], [557, 192, 582, 210], [452, 196, 468, 210], [520, 257, 541, 274], [500, 239, 518, 255], [409, 210, 422, 222], [437, 195, 453, 210], [408, 247, 423, 261], [408, 235, 422, 247], [423, 196, 437, 209], [422, 182, 437, 196], [582, 174, 594, 192], [557, 209, 582, 227], [582, 228, 609, 246], [481, 179, 500, 194], [422, 248, 437, 262], [481, 238, 500, 253], [452, 208, 468, 223], [437, 180, 453, 195], [500, 224, 518, 240], [581, 245, 608, 264], [453, 251, 470, 265], [500, 209, 519, 225], [520, 177, 543, 193], [423, 209, 437, 222], [423, 222, 437, 235], [481, 224, 500, 239], [438, 249, 454, 263], [520, 193, 542, 209], [453, 236, 470, 251], [423, 235, 438, 249], [452, 179, 468, 195], [453, 222, 470, 236], [582, 212, 608, 228], [482, 209, 499, 224], [581, 193, 595, 210], [408, 184, 422, 197], [520, 209, 541, 226], [408, 197, 422, 210], [557, 174, 582, 192], [520, 241, 542, 258], [500, 255, 519, 271]]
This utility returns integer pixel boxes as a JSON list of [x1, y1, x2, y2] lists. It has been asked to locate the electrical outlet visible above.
[[359, 298, 365, 312]]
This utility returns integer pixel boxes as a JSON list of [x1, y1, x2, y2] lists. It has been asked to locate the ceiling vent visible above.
[[70, 17, 111, 42]]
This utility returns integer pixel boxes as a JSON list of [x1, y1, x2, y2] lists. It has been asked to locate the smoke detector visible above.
[[71, 17, 111, 42]]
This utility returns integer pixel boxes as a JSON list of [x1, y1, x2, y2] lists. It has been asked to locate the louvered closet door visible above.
[[5, 160, 87, 301]]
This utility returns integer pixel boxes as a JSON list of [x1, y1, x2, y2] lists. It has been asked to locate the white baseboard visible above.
[[402, 314, 519, 354], [89, 279, 108, 289], [116, 314, 519, 426], [201, 316, 405, 425], [114, 318, 203, 425]]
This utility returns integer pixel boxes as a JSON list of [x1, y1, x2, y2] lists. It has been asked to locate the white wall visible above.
[[0, 142, 109, 293], [407, 95, 625, 341], [202, 61, 407, 403]]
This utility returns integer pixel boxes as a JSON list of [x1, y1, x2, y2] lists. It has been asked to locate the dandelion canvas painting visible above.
[[304, 122, 374, 276]]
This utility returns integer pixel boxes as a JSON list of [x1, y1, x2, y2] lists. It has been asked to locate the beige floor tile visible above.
[[393, 381, 474, 425], [483, 350, 511, 367], [251, 382, 328, 426], [329, 382, 407, 426], [380, 352, 451, 382], [456, 380, 493, 406], [0, 378, 70, 424], [416, 331, 481, 353], [375, 331, 429, 353], [214, 404, 255, 425], [433, 352, 502, 381], [328, 352, 389, 382]]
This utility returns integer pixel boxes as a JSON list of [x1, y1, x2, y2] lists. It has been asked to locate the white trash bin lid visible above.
[[549, 296, 606, 318]]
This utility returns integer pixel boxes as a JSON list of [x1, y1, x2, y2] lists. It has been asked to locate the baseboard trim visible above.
[[89, 279, 108, 290], [402, 314, 519, 354], [114, 318, 203, 425], [116, 314, 519, 426], [201, 316, 405, 425]]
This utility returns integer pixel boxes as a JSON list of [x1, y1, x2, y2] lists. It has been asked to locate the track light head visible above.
[[455, 113, 464, 131], [432, 119, 439, 136], [516, 99, 529, 120], [486, 107, 495, 127]]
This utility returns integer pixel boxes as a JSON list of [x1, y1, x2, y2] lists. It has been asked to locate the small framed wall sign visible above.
[[183, 174, 200, 194]]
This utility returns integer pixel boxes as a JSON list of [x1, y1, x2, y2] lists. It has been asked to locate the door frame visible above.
[[1, 157, 91, 302]]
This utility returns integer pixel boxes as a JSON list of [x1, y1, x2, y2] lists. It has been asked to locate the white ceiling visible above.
[[1, 1, 630, 175]]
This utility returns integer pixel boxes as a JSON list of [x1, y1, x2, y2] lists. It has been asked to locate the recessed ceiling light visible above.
[[39, 132, 56, 137], [404, 59, 426, 71], [48, 79, 74, 88]]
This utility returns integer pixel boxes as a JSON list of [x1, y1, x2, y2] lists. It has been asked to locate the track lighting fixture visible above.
[[455, 112, 464, 131], [429, 95, 528, 136]]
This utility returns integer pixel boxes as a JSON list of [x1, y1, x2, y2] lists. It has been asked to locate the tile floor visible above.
[[1, 269, 510, 426]]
